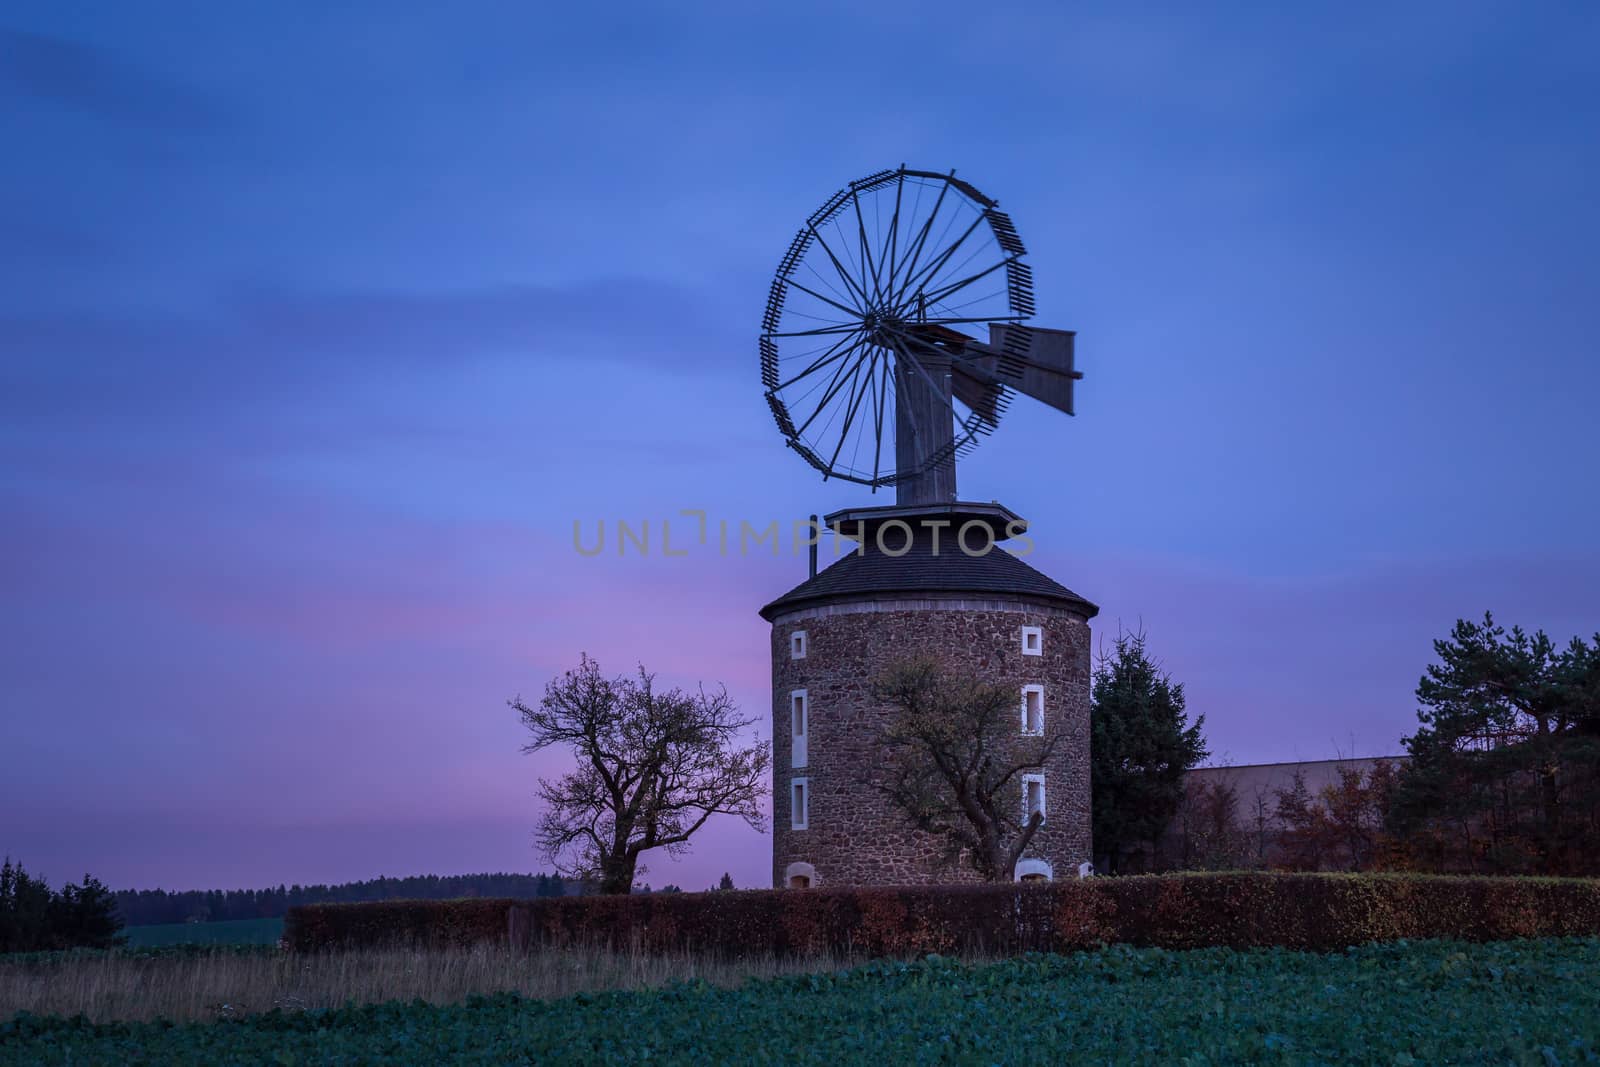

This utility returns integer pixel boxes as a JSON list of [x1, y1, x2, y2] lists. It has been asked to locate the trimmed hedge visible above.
[[283, 872, 1600, 956]]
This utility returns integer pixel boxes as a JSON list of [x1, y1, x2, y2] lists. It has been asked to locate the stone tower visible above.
[[760, 502, 1098, 888]]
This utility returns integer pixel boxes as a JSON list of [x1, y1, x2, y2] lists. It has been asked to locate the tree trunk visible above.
[[1541, 759, 1562, 871], [598, 843, 637, 894], [598, 867, 634, 895]]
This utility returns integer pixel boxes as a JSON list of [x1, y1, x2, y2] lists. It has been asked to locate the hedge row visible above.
[[283, 872, 1600, 956]]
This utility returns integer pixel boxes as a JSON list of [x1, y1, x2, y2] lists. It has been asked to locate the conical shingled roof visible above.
[[758, 533, 1098, 621]]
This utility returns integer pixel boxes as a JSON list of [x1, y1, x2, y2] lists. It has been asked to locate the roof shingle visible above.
[[759, 534, 1098, 620]]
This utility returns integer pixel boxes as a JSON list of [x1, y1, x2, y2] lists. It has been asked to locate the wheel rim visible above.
[[761, 167, 1034, 487]]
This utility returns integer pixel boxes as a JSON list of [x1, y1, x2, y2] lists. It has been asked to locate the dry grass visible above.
[[0, 944, 859, 1024]]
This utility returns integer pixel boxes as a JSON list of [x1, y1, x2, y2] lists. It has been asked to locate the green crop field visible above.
[[120, 917, 284, 948], [5, 938, 1600, 1065]]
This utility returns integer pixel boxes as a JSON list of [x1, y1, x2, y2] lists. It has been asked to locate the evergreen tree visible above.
[[0, 860, 124, 951], [1391, 613, 1600, 874], [1090, 631, 1208, 873], [0, 858, 55, 952], [717, 872, 735, 891], [52, 875, 125, 949]]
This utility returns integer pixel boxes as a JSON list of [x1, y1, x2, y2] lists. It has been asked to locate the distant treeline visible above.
[[114, 873, 575, 926]]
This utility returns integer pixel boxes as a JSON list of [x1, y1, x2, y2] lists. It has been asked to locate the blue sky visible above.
[[2, 2, 1596, 892]]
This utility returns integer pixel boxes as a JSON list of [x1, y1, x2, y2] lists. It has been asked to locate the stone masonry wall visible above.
[[770, 598, 1092, 887]]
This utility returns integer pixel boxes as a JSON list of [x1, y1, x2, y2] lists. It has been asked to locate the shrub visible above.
[[284, 898, 519, 952], [282, 872, 1600, 956]]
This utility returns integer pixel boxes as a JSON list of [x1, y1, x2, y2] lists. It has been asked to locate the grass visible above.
[[4, 939, 1600, 1064], [0, 942, 855, 1023], [120, 917, 284, 948]]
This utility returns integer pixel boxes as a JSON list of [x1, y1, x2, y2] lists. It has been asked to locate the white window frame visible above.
[[1022, 773, 1046, 824], [1021, 684, 1045, 736], [1021, 625, 1043, 656], [791, 630, 807, 659], [790, 689, 808, 768], [791, 777, 809, 830]]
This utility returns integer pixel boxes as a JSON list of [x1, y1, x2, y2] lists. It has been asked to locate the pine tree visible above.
[[1090, 631, 1208, 873], [52, 875, 125, 949], [1391, 613, 1600, 874], [0, 858, 55, 952], [0, 860, 124, 951]]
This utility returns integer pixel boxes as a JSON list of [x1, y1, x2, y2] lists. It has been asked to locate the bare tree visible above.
[[872, 657, 1056, 882], [1273, 770, 1326, 870], [1251, 784, 1274, 866], [1171, 776, 1252, 871], [513, 655, 770, 895]]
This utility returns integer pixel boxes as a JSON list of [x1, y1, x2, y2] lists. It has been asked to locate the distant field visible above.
[[4, 939, 1600, 1063], [121, 917, 283, 947]]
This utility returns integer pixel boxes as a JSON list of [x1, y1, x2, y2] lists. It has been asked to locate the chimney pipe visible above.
[[809, 513, 818, 578]]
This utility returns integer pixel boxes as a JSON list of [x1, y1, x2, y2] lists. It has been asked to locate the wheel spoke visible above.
[[873, 341, 890, 484], [851, 187, 884, 304], [827, 348, 876, 473], [807, 225, 871, 307], [882, 170, 905, 294], [772, 329, 865, 392], [890, 176, 952, 308], [830, 215, 870, 309], [764, 323, 862, 339], [930, 287, 1007, 315], [802, 258, 856, 310], [850, 352, 875, 476], [781, 308, 856, 324], [786, 277, 865, 319], [918, 256, 1015, 309], [895, 210, 989, 314], [795, 345, 869, 438], [920, 236, 990, 305], [908, 314, 1022, 328]]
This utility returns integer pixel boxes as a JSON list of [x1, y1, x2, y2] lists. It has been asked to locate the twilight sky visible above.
[[2, 2, 1596, 894]]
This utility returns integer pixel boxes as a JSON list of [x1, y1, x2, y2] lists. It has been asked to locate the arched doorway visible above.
[[784, 861, 818, 888], [1013, 858, 1053, 882]]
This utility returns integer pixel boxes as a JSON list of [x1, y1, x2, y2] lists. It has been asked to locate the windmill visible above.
[[756, 170, 1100, 893], [761, 166, 1081, 507]]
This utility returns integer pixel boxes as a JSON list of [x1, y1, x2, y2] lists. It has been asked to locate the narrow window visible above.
[[791, 630, 807, 659], [790, 689, 808, 768], [1021, 625, 1043, 656], [789, 874, 811, 888], [791, 778, 809, 830], [1022, 774, 1046, 824], [1021, 685, 1045, 735]]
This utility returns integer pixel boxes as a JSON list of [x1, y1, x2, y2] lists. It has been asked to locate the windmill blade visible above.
[[950, 362, 1011, 430], [959, 324, 1082, 416]]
